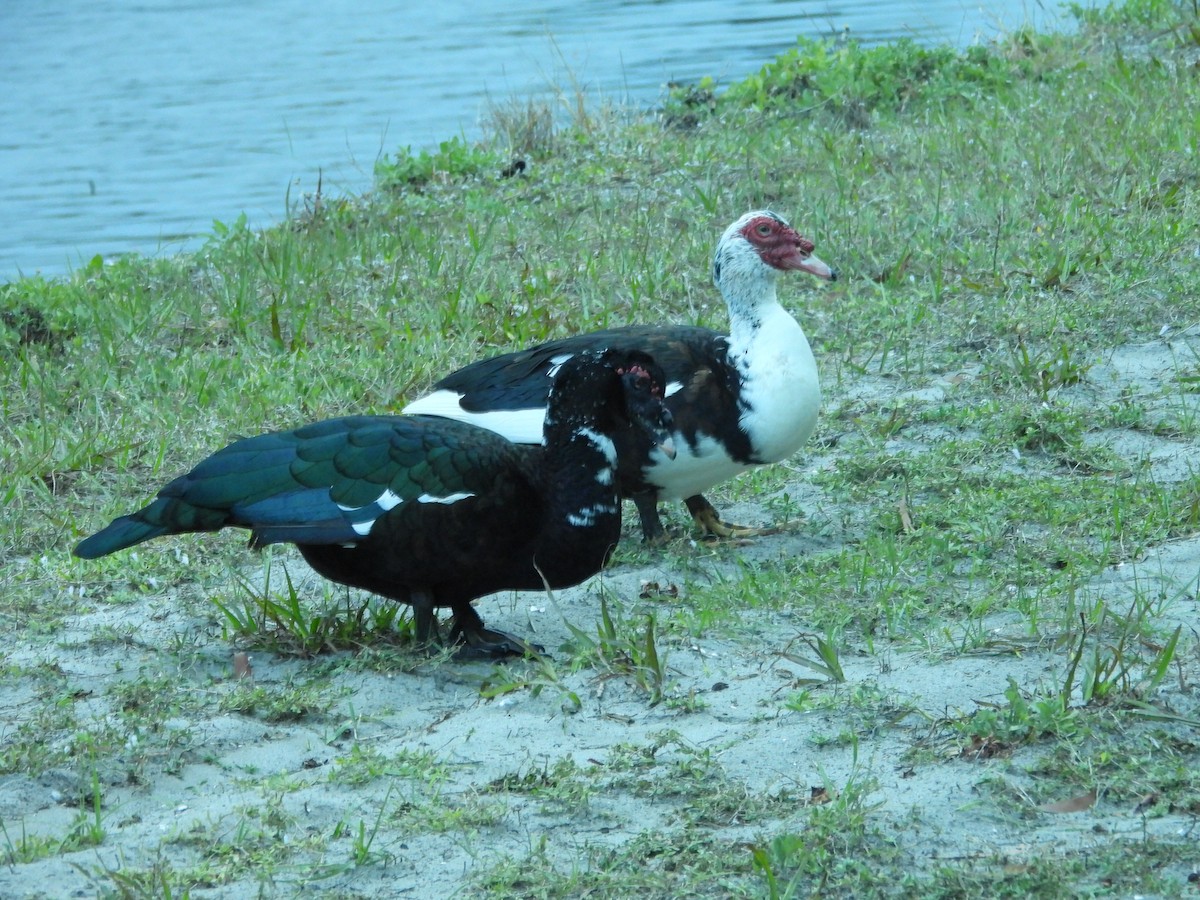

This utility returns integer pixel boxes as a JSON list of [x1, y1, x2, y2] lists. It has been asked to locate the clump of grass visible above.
[[329, 744, 450, 788], [486, 757, 595, 813], [373, 136, 501, 190], [218, 678, 333, 723], [988, 333, 1093, 402], [162, 798, 305, 887], [213, 556, 413, 656], [673, 31, 1064, 126], [750, 764, 888, 898], [482, 95, 558, 158]]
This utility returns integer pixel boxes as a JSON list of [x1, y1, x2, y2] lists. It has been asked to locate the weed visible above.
[[1059, 602, 1182, 707], [331, 786, 396, 867], [751, 761, 887, 898], [478, 654, 584, 712], [486, 757, 594, 812], [563, 593, 670, 704], [329, 744, 450, 787], [662, 76, 719, 129], [957, 676, 1082, 748], [990, 332, 1092, 402], [763, 490, 806, 529], [218, 678, 332, 723], [374, 137, 499, 190], [781, 632, 847, 683]]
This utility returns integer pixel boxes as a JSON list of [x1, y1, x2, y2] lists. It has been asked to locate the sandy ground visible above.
[[2, 329, 1198, 898]]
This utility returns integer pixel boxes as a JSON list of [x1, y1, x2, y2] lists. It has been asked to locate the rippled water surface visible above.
[[1, 0, 1081, 280]]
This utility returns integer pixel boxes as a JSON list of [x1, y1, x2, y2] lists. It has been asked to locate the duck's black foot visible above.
[[446, 605, 543, 660], [685, 495, 776, 540], [449, 625, 544, 661]]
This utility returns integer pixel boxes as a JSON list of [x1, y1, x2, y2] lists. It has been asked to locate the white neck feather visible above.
[[717, 237, 821, 465], [715, 236, 781, 332]]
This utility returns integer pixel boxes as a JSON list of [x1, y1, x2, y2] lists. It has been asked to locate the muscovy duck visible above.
[[74, 349, 675, 658], [403, 210, 836, 543]]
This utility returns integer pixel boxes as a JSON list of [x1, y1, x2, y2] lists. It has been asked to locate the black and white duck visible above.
[[403, 210, 836, 542], [74, 349, 675, 658]]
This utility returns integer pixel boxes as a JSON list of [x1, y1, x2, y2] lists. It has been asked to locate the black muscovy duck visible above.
[[403, 210, 836, 543], [74, 349, 675, 658]]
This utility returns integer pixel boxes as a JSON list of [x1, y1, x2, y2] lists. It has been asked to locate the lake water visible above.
[[1, 0, 1082, 281]]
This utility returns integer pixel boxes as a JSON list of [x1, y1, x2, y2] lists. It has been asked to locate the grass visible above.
[[2, 0, 1200, 895]]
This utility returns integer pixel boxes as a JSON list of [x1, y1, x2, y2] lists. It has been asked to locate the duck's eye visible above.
[[755, 223, 772, 237]]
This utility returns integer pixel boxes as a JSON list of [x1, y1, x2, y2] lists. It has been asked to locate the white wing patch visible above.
[[403, 389, 546, 445], [337, 488, 473, 538], [417, 491, 476, 504], [546, 353, 575, 378], [339, 489, 407, 537], [665, 381, 684, 397], [337, 488, 405, 515]]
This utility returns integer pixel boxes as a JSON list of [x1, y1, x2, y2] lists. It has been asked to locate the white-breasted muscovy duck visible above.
[[403, 210, 836, 543], [74, 349, 675, 659]]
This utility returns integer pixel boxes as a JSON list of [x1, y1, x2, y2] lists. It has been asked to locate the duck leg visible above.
[[631, 492, 670, 545], [447, 604, 543, 660], [633, 491, 771, 543], [408, 589, 444, 651], [684, 494, 775, 539]]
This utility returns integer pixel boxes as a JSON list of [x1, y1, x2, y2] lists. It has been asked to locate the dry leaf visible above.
[[959, 735, 1011, 760], [639, 581, 679, 600], [897, 498, 914, 533], [232, 652, 253, 680], [1038, 788, 1096, 813], [603, 713, 634, 725]]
